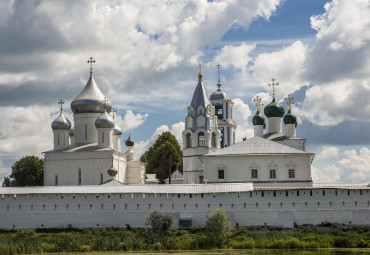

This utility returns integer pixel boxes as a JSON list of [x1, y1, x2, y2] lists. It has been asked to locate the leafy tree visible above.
[[145, 210, 174, 238], [140, 131, 183, 183], [2, 155, 44, 187], [204, 208, 232, 248]]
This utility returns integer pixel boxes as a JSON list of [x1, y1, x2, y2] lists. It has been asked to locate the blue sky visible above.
[[0, 0, 370, 184]]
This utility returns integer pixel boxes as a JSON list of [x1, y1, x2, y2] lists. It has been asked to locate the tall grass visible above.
[[1, 223, 370, 254]]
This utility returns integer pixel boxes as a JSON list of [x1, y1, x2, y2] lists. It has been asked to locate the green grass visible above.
[[0, 223, 370, 254]]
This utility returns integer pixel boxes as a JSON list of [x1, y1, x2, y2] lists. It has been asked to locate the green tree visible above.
[[140, 131, 183, 183], [2, 155, 44, 187], [145, 210, 174, 238], [204, 208, 232, 248]]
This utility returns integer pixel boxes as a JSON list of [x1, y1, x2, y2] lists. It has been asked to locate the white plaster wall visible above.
[[53, 130, 69, 150], [73, 113, 101, 144], [203, 155, 312, 185], [126, 161, 145, 184], [278, 139, 306, 151], [254, 125, 264, 137], [285, 124, 296, 138], [0, 188, 369, 229], [268, 117, 282, 134], [45, 151, 120, 186]]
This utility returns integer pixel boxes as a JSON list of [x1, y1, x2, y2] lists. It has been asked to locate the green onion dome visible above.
[[264, 99, 285, 118], [283, 110, 297, 127], [252, 111, 265, 126]]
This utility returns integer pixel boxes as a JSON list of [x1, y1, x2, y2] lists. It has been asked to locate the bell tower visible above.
[[182, 65, 221, 184]]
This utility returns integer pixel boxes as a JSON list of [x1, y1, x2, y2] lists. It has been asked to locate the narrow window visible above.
[[198, 132, 205, 147], [57, 134, 60, 145], [78, 169, 82, 185], [251, 169, 258, 179], [186, 133, 191, 148], [55, 175, 58, 186], [211, 133, 216, 147], [199, 176, 204, 183], [270, 169, 276, 179], [100, 173, 103, 184], [218, 169, 225, 179], [215, 105, 222, 119], [85, 124, 87, 140], [288, 169, 295, 178], [102, 132, 104, 143]]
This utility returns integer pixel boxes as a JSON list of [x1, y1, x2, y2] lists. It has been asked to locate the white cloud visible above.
[[213, 43, 256, 71], [316, 146, 339, 160], [133, 122, 185, 160], [232, 97, 253, 142], [311, 164, 340, 183], [339, 147, 370, 183], [117, 110, 149, 133], [253, 41, 307, 97]]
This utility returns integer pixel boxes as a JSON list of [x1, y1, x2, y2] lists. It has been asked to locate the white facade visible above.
[[45, 70, 145, 186]]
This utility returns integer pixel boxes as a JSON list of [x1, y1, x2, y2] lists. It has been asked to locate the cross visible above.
[[102, 97, 108, 109], [268, 78, 279, 99], [112, 109, 116, 119], [87, 57, 96, 74], [285, 94, 294, 111], [58, 99, 65, 113], [253, 96, 263, 112], [198, 63, 202, 79]]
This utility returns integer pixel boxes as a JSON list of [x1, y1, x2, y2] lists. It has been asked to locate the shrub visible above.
[[145, 210, 174, 238], [204, 208, 232, 248]]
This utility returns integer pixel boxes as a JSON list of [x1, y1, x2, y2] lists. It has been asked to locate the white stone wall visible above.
[[44, 151, 127, 186], [203, 155, 312, 186], [73, 113, 101, 144], [0, 188, 369, 229], [268, 117, 282, 134]]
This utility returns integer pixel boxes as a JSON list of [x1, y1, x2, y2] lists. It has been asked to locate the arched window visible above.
[[211, 133, 216, 147], [215, 105, 222, 119], [186, 133, 192, 148], [198, 132, 205, 147]]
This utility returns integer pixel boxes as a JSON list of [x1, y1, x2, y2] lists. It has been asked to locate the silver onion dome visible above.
[[51, 114, 71, 130], [70, 74, 112, 114], [113, 123, 122, 136], [210, 89, 230, 100], [95, 111, 115, 129]]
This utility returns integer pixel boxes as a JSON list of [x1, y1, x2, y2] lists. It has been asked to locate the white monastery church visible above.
[[0, 60, 369, 230]]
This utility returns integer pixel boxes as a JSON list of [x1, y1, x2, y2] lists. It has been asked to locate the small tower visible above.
[[264, 78, 285, 134], [252, 96, 266, 137], [51, 99, 71, 150], [111, 109, 122, 151], [210, 64, 236, 147], [182, 65, 221, 184], [125, 130, 135, 161], [95, 98, 115, 149], [284, 94, 297, 138]]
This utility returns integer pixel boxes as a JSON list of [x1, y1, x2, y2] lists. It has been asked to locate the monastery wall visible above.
[[1, 187, 369, 229]]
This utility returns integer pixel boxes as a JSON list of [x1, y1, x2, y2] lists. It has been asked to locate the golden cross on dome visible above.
[[112, 109, 116, 119], [198, 63, 202, 79], [102, 97, 108, 110], [268, 78, 279, 99], [58, 99, 65, 113], [253, 96, 263, 112], [285, 94, 294, 111], [87, 57, 96, 74]]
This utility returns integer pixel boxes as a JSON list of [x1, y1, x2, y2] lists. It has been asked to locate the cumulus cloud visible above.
[[213, 43, 256, 71], [117, 110, 149, 133], [339, 147, 370, 183], [133, 122, 185, 160], [316, 146, 339, 160], [311, 164, 340, 183], [232, 98, 254, 142]]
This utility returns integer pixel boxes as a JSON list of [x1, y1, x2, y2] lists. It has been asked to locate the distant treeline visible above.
[[1, 223, 370, 254]]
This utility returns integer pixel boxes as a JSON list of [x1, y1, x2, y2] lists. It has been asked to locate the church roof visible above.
[[204, 136, 313, 156], [165, 170, 183, 181], [70, 74, 112, 114], [210, 88, 229, 100], [44, 143, 113, 153], [263, 132, 305, 141], [190, 78, 210, 108]]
